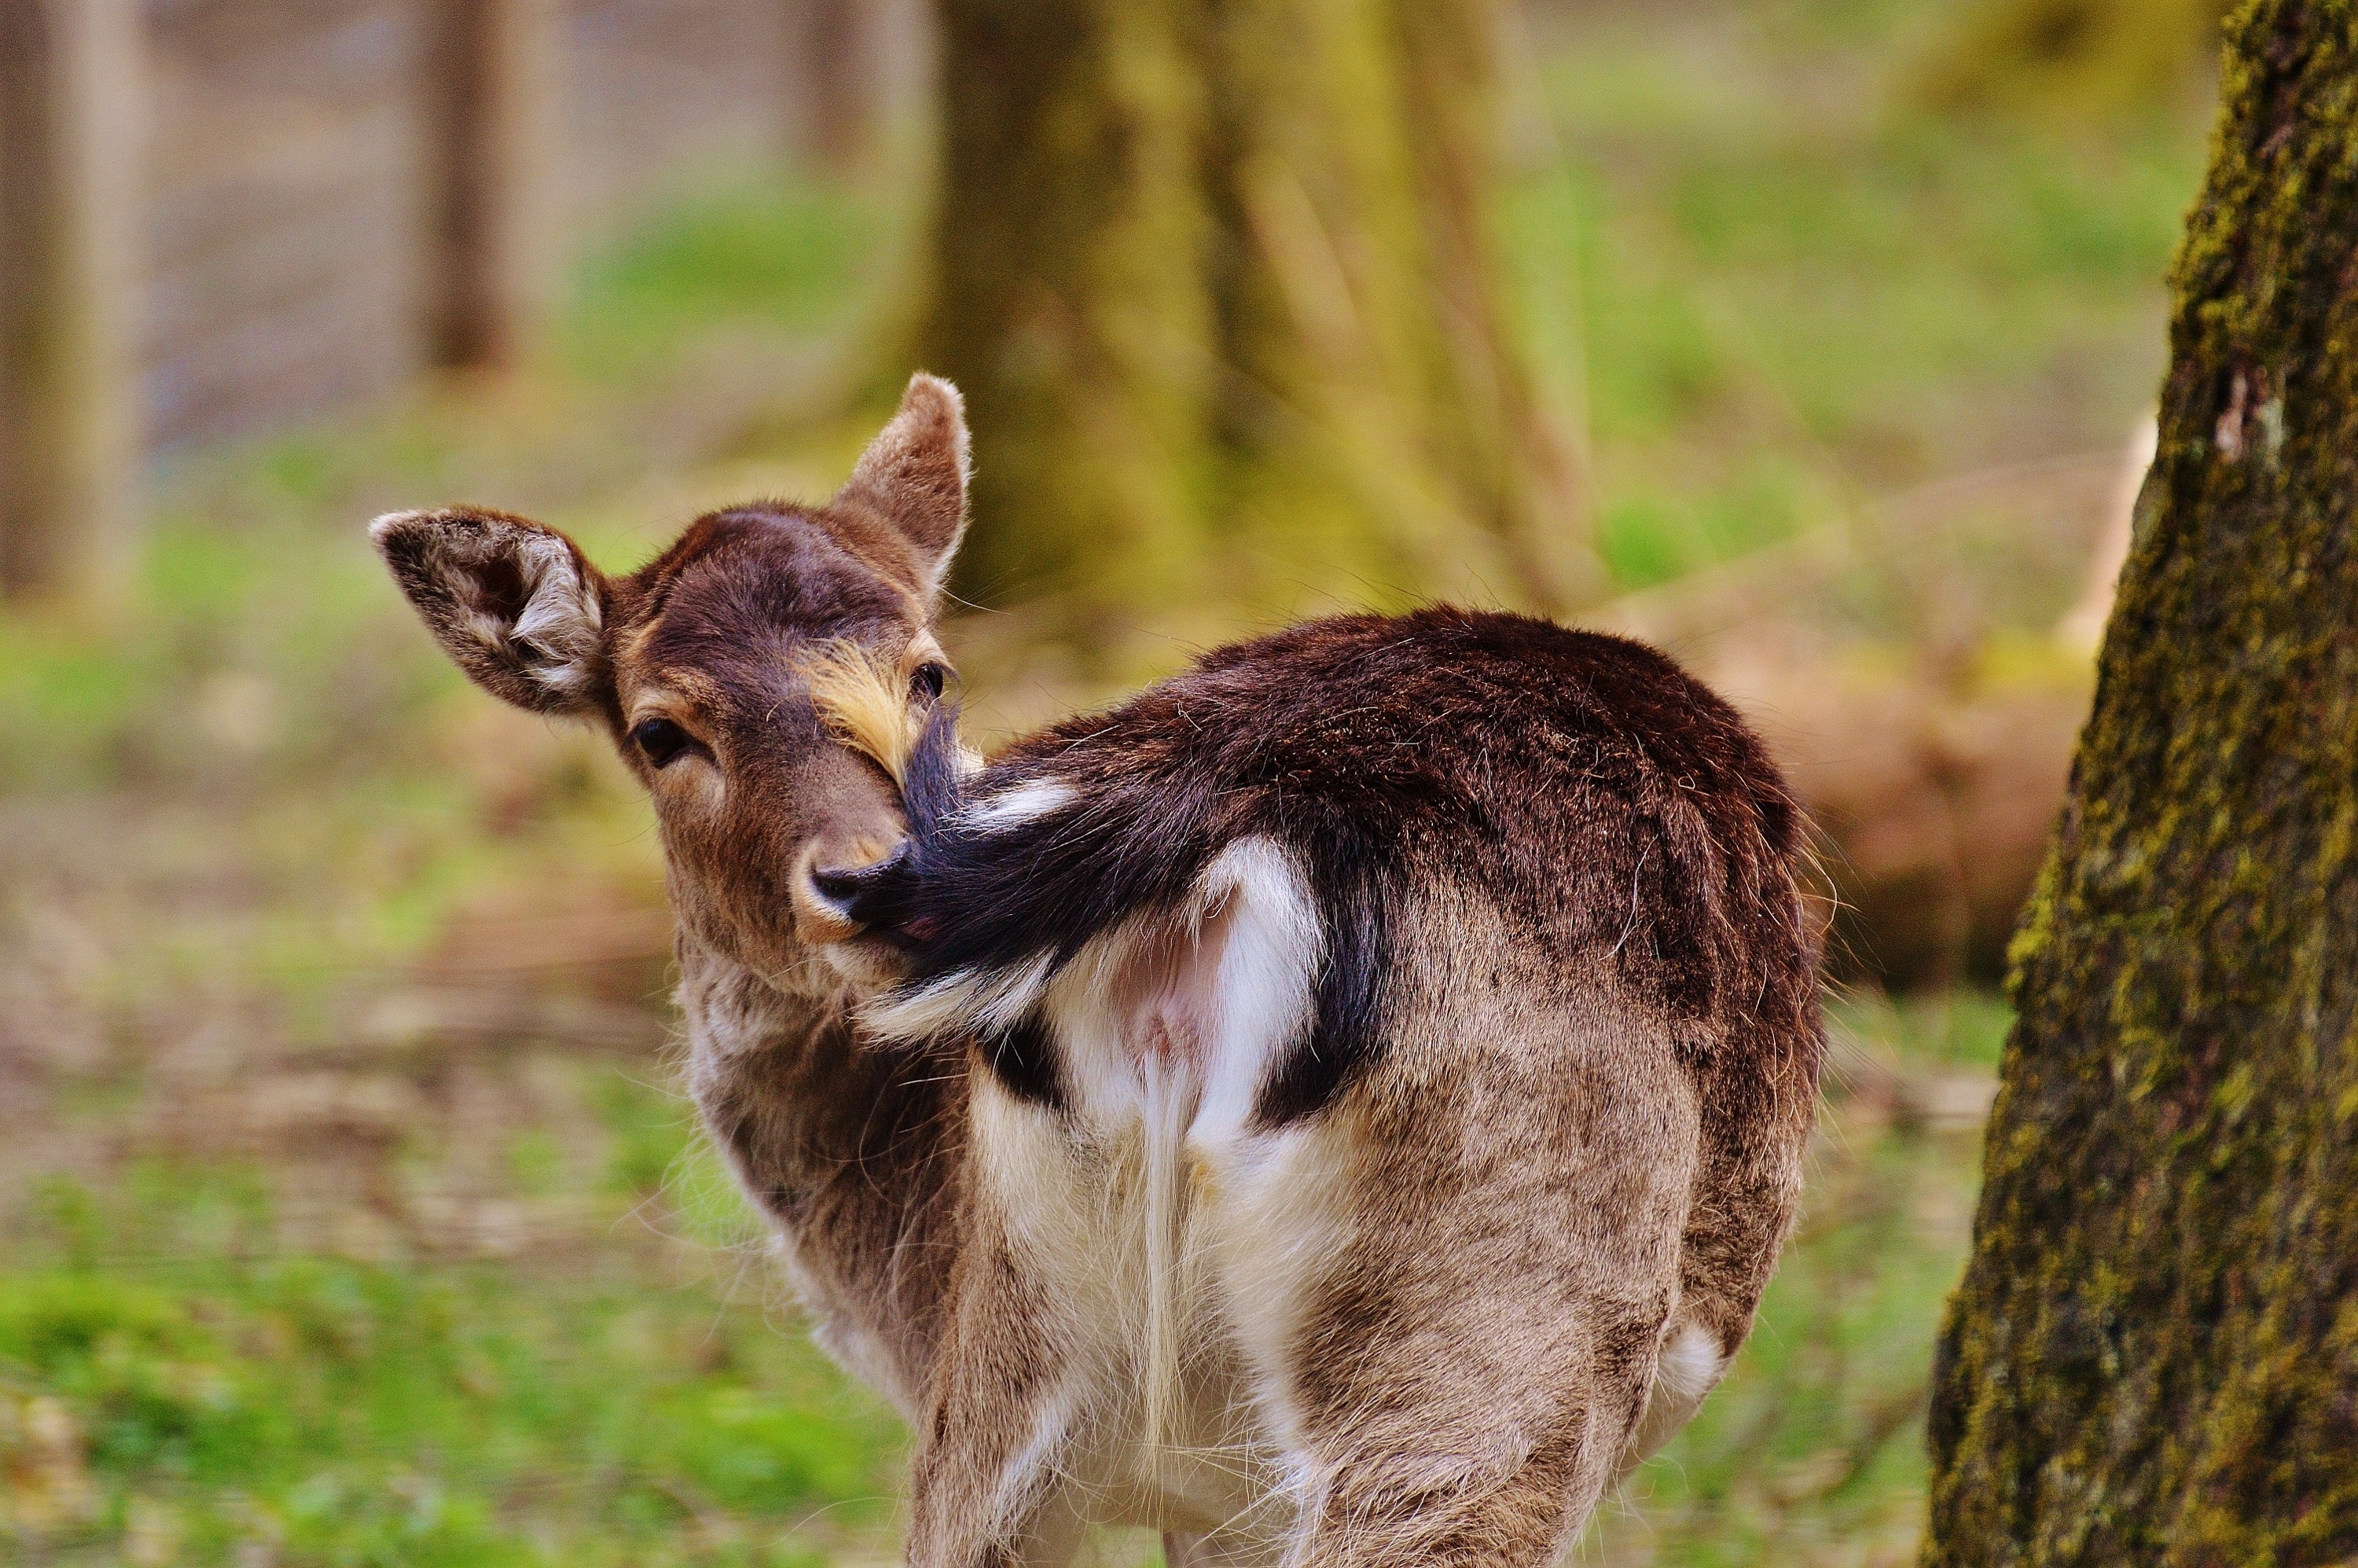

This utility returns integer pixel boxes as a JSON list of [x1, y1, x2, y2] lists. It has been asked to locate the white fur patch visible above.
[[1020, 836, 1319, 1138], [872, 838, 1335, 1510], [990, 1378, 1083, 1532], [1619, 1319, 1727, 1471], [1657, 1321, 1725, 1404], [960, 777, 1076, 830], [871, 836, 1321, 1141], [1023, 842, 1325, 1456], [1203, 1120, 1357, 1467], [863, 948, 1058, 1043], [508, 532, 602, 692], [1187, 839, 1322, 1147]]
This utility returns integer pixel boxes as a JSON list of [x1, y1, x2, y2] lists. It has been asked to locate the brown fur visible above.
[[372, 373, 1822, 1568]]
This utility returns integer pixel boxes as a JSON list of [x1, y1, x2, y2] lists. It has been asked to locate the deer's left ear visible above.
[[834, 373, 970, 603], [370, 507, 612, 718]]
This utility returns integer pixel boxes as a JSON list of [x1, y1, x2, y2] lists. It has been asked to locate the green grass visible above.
[[562, 179, 887, 376], [1, 1226, 898, 1566], [2, 1092, 901, 1568], [0, 1004, 2004, 1567], [1511, 0, 2209, 589]]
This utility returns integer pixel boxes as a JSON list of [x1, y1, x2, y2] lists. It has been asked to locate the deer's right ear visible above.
[[370, 508, 612, 718]]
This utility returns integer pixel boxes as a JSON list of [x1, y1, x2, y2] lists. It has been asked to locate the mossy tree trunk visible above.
[[922, 0, 1592, 632], [1924, 6, 2358, 1562]]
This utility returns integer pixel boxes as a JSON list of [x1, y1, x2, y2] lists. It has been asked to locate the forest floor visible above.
[[0, 2, 2211, 1563]]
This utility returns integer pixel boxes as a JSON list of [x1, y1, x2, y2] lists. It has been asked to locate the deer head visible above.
[[372, 374, 970, 990]]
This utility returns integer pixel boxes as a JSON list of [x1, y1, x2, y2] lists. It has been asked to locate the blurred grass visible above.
[[560, 178, 887, 377], [0, 0, 2215, 1562], [1514, 0, 2203, 591]]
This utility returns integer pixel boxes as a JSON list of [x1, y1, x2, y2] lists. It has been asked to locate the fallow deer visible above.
[[373, 375, 1821, 1568]]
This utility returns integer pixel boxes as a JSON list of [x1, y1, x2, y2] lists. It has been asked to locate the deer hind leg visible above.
[[1272, 1294, 1669, 1568], [1614, 1024, 1813, 1483], [1231, 1158, 1688, 1568], [1235, 1012, 1699, 1566]]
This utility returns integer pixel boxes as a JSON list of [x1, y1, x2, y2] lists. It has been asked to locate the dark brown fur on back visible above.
[[858, 609, 1817, 1119]]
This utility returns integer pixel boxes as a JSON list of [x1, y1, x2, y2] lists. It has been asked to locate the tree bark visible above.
[[921, 0, 1593, 633], [1924, 5, 2358, 1562]]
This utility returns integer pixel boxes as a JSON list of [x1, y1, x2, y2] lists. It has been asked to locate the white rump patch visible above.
[[932, 839, 1346, 1500], [870, 836, 1321, 1127], [1177, 838, 1323, 1144], [977, 837, 1324, 1458], [1025, 836, 1320, 1137]]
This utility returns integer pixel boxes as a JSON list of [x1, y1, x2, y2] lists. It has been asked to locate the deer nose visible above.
[[812, 840, 908, 905], [792, 838, 908, 944]]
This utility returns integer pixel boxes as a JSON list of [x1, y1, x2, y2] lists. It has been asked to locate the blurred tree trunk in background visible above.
[[923, 0, 1593, 632], [1917, 0, 2228, 114], [789, 0, 881, 172], [1925, 5, 2358, 1562], [422, 0, 558, 371], [0, 0, 143, 599]]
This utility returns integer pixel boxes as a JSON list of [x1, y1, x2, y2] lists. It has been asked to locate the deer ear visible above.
[[370, 507, 612, 718], [835, 373, 970, 600]]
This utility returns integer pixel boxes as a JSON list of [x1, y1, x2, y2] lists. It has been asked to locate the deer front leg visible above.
[[904, 1232, 1089, 1568]]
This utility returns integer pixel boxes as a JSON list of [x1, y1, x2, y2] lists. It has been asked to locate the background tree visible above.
[[1924, 4, 2358, 1561], [1915, 0, 2227, 116], [921, 0, 1594, 636], [0, 0, 141, 599]]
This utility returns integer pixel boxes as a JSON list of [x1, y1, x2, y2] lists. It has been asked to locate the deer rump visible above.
[[825, 607, 1820, 1545]]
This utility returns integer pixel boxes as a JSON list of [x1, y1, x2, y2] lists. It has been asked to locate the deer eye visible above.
[[911, 663, 949, 702], [630, 716, 698, 769]]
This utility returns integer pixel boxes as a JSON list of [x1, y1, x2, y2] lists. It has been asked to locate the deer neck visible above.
[[674, 931, 968, 1416]]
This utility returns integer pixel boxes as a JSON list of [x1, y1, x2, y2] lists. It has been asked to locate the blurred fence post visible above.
[[788, 0, 878, 172], [0, 0, 145, 600], [422, 0, 559, 370]]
